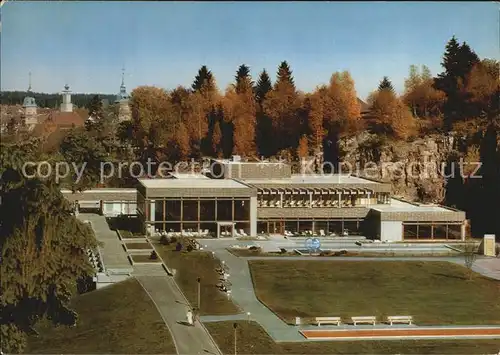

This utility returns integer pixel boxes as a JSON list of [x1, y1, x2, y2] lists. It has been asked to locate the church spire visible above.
[[28, 72, 32, 92], [121, 67, 125, 88]]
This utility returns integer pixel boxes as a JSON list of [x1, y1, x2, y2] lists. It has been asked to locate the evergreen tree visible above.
[[434, 36, 480, 127], [192, 65, 214, 92], [378, 76, 395, 93], [235, 64, 254, 94], [276, 61, 295, 89], [0, 140, 97, 353], [86, 95, 103, 120], [255, 69, 272, 105]]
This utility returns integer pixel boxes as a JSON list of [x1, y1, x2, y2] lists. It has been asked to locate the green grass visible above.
[[249, 260, 500, 325], [118, 229, 144, 238], [206, 320, 500, 354], [125, 242, 153, 250], [155, 240, 240, 315], [131, 254, 162, 263], [27, 278, 176, 354]]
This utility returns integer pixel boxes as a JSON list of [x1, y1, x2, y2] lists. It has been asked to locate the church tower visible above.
[[23, 72, 38, 129], [60, 84, 73, 112], [115, 68, 131, 122]]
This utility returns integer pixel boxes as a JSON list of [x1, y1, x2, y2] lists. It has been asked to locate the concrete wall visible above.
[[380, 221, 403, 242]]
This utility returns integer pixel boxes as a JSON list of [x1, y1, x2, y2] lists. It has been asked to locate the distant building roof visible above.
[[358, 98, 370, 113], [46, 111, 85, 128]]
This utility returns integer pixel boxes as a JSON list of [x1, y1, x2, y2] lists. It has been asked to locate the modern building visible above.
[[63, 156, 466, 242], [115, 69, 131, 122]]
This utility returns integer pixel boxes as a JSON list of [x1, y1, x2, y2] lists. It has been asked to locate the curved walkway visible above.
[[199, 241, 500, 342]]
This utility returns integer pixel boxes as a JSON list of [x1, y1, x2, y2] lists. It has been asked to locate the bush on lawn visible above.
[[150, 251, 158, 260], [175, 242, 183, 252], [248, 246, 261, 252], [187, 245, 194, 252], [170, 236, 177, 243], [160, 235, 170, 245]]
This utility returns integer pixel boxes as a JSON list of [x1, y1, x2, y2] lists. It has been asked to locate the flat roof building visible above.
[[63, 157, 466, 242]]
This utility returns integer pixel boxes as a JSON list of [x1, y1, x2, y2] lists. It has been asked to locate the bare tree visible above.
[[463, 238, 478, 281]]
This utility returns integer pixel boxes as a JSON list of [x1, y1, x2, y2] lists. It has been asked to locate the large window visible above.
[[285, 220, 298, 234], [298, 220, 313, 233], [165, 222, 181, 232], [328, 220, 343, 235], [200, 199, 216, 221], [433, 224, 447, 239], [234, 199, 250, 220], [216, 199, 233, 221], [235, 222, 250, 236], [257, 221, 268, 234], [165, 200, 181, 220], [403, 224, 418, 239], [154, 200, 164, 222], [343, 220, 360, 234], [448, 224, 462, 239], [403, 223, 463, 240], [182, 199, 198, 221]]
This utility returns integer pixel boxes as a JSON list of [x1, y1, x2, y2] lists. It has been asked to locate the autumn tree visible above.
[[403, 65, 446, 118], [255, 69, 273, 157], [263, 61, 301, 155], [305, 90, 325, 152], [297, 135, 309, 159], [368, 87, 416, 140], [223, 65, 257, 157], [465, 59, 500, 119], [130, 86, 176, 165]]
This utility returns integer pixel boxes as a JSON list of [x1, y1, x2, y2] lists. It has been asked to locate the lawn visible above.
[[249, 260, 500, 325], [155, 240, 240, 315], [126, 242, 153, 250], [131, 254, 162, 263], [27, 278, 176, 354], [205, 320, 500, 354]]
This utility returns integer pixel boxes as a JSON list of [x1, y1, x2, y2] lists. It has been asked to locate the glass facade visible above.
[[402, 222, 463, 240], [143, 197, 251, 235], [258, 218, 363, 235]]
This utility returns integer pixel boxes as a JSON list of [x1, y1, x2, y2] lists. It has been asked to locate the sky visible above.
[[1, 1, 498, 100]]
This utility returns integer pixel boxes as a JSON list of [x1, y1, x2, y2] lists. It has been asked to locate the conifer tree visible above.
[[378, 76, 395, 93], [192, 65, 214, 92], [255, 69, 272, 105], [235, 64, 254, 94]]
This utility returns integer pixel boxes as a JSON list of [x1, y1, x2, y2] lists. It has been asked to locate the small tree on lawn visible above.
[[463, 237, 478, 280]]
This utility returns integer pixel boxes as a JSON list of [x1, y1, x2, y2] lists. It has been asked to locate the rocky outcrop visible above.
[[338, 132, 462, 203]]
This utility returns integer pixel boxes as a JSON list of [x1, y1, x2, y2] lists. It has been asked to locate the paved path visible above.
[[137, 273, 222, 355], [78, 213, 133, 274], [199, 240, 500, 343]]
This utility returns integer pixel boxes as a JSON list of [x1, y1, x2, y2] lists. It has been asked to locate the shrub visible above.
[[170, 236, 177, 243], [175, 242, 183, 252], [248, 246, 261, 252], [150, 251, 158, 260], [186, 245, 194, 252]]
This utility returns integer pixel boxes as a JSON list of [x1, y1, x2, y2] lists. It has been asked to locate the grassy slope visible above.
[[249, 260, 500, 325], [27, 278, 176, 354], [206, 321, 500, 354]]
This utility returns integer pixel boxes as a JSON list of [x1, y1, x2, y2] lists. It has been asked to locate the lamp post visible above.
[[246, 312, 251, 323], [233, 322, 238, 355], [197, 277, 201, 309]]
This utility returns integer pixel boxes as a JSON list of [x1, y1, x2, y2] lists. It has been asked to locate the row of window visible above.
[[144, 198, 250, 222], [257, 219, 363, 235], [403, 223, 462, 240]]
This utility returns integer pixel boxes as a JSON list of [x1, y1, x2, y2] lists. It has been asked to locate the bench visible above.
[[314, 317, 341, 326], [351, 316, 376, 326], [387, 315, 413, 325]]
